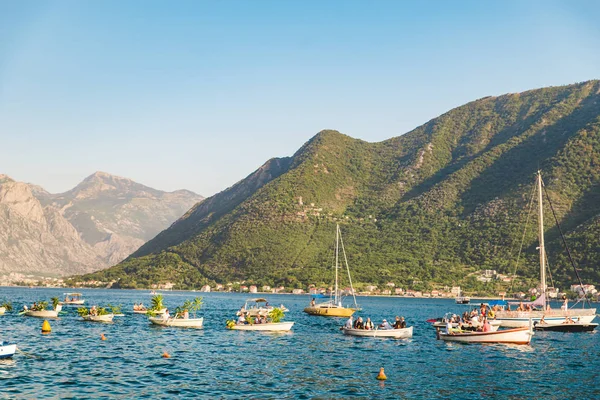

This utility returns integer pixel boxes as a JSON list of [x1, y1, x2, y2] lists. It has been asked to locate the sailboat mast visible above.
[[537, 171, 547, 309], [335, 224, 340, 305]]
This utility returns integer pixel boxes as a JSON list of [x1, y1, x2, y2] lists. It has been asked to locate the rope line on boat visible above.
[[541, 177, 591, 308], [509, 183, 536, 294]]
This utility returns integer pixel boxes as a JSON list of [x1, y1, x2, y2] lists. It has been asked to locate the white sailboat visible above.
[[304, 224, 359, 317], [495, 172, 596, 327]]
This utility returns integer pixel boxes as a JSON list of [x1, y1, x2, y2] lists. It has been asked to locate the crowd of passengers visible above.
[[344, 315, 407, 330]]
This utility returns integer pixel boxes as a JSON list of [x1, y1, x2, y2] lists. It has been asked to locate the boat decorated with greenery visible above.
[[304, 224, 359, 317], [149, 297, 204, 328], [227, 307, 294, 331], [77, 305, 121, 323], [22, 298, 62, 318]]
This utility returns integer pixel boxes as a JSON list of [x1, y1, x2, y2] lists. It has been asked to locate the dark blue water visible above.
[[0, 287, 598, 399]]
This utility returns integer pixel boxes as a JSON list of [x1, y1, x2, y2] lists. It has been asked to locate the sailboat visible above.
[[304, 224, 359, 317], [494, 172, 596, 328]]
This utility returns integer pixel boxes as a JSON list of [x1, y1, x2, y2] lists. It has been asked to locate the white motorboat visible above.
[[228, 322, 294, 331], [495, 172, 596, 327], [437, 326, 533, 344], [343, 326, 413, 338], [81, 314, 114, 323], [238, 298, 277, 317], [148, 317, 204, 328], [60, 293, 85, 306], [0, 342, 17, 359]]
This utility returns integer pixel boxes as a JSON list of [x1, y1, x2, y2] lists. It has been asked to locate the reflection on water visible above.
[[0, 287, 598, 398]]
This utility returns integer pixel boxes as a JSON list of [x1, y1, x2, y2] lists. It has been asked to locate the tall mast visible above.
[[335, 224, 339, 305], [537, 171, 547, 309]]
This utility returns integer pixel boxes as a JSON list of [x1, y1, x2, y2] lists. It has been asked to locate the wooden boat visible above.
[[304, 224, 359, 317], [24, 305, 62, 318], [228, 322, 294, 331], [437, 326, 533, 344], [60, 293, 85, 306], [534, 322, 598, 332], [149, 317, 204, 328], [494, 172, 596, 328], [0, 307, 5, 316], [0, 342, 17, 359], [81, 314, 114, 323], [342, 326, 413, 338]]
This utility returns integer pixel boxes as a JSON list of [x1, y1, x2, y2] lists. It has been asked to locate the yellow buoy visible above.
[[100, 334, 106, 341], [376, 367, 387, 380], [162, 351, 170, 358], [41, 320, 51, 334]]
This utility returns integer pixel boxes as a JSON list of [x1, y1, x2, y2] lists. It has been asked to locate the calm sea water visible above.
[[0, 287, 598, 399]]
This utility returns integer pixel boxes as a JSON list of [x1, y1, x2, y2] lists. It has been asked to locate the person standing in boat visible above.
[[310, 298, 316, 307], [561, 296, 568, 311]]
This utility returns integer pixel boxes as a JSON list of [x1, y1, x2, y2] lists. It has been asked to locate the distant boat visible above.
[[494, 172, 596, 327], [60, 293, 85, 306], [0, 342, 17, 359], [342, 326, 413, 339], [437, 326, 533, 344], [455, 290, 470, 304], [304, 224, 359, 317]]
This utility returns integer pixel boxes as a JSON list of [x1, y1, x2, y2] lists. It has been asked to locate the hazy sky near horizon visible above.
[[1, 1, 599, 196]]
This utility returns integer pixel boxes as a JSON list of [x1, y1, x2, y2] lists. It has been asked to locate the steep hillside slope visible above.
[[80, 81, 600, 291]]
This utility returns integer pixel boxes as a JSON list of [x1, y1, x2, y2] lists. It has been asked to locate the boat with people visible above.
[[534, 316, 598, 332], [237, 298, 283, 317], [430, 312, 500, 332], [22, 299, 62, 318], [437, 326, 534, 344], [493, 172, 596, 328], [227, 321, 294, 331], [0, 341, 17, 359], [304, 224, 360, 317], [81, 314, 114, 323], [229, 304, 294, 331], [149, 316, 204, 328], [342, 326, 413, 339], [60, 293, 85, 306], [78, 305, 119, 323]]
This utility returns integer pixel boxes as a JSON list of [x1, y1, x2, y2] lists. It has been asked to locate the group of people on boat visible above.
[[344, 315, 406, 330], [22, 302, 45, 312], [133, 303, 147, 311], [235, 312, 269, 325]]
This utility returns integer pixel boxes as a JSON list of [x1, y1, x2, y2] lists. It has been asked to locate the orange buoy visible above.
[[162, 351, 171, 358], [100, 334, 106, 341], [376, 367, 387, 380], [41, 320, 52, 334]]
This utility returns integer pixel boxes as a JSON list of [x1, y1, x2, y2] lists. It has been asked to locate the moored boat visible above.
[[24, 304, 62, 318], [149, 317, 204, 328], [0, 342, 17, 359], [81, 314, 114, 323], [342, 326, 413, 338], [304, 224, 359, 317], [238, 298, 276, 317], [228, 322, 294, 331], [437, 326, 533, 344]]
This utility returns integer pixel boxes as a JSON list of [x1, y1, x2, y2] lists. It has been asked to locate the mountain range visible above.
[[78, 81, 600, 292], [0, 172, 203, 277]]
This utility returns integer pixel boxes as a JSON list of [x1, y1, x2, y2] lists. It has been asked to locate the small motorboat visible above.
[[227, 321, 294, 332], [59, 293, 85, 306], [23, 305, 62, 319], [0, 342, 17, 359], [342, 326, 413, 339], [534, 322, 598, 332], [81, 314, 114, 323], [149, 317, 204, 328]]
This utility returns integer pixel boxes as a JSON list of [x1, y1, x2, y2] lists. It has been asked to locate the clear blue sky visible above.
[[1, 1, 599, 196]]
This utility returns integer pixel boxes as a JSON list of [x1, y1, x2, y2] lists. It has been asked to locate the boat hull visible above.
[[304, 305, 356, 317], [535, 323, 598, 332], [0, 343, 16, 359], [229, 322, 294, 331], [439, 327, 533, 344], [495, 309, 596, 327], [149, 317, 204, 328], [81, 314, 114, 323], [24, 310, 59, 318], [60, 300, 85, 306], [343, 326, 413, 338]]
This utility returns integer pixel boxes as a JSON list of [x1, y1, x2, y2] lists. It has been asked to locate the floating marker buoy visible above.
[[100, 334, 106, 341], [162, 351, 170, 358], [41, 320, 51, 334], [376, 367, 387, 380]]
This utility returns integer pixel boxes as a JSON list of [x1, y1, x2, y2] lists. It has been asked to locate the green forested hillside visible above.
[[76, 81, 600, 293]]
